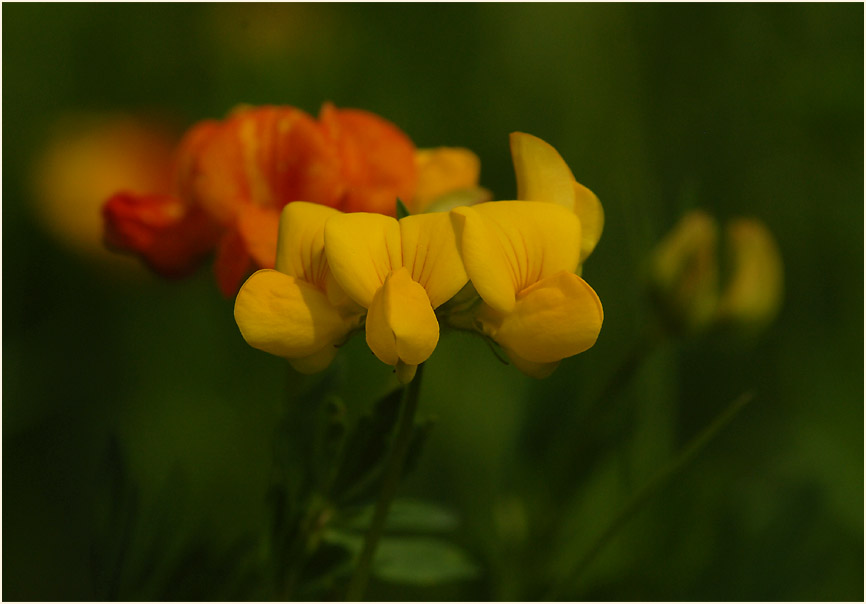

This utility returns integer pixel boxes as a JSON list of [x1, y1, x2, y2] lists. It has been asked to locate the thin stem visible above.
[[345, 364, 425, 601], [544, 323, 666, 505], [544, 390, 755, 600]]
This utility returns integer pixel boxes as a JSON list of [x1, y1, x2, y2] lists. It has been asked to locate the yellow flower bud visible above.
[[649, 211, 784, 336], [648, 211, 720, 334], [716, 218, 784, 330]]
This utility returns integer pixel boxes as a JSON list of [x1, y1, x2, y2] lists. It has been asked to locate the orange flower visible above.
[[103, 103, 422, 296], [319, 102, 417, 215], [190, 106, 346, 294], [103, 120, 223, 278]]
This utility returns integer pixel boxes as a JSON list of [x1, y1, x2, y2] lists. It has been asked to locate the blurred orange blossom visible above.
[[103, 103, 481, 296]]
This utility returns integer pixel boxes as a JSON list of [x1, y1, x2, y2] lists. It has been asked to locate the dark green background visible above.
[[4, 3, 863, 600]]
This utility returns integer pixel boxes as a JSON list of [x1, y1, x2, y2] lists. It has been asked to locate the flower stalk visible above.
[[345, 363, 426, 601], [545, 390, 755, 600]]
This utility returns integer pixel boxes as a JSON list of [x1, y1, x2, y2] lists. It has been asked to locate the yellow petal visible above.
[[395, 360, 418, 384], [234, 269, 352, 359], [503, 349, 560, 379], [288, 345, 340, 374], [510, 132, 575, 210], [450, 201, 581, 313], [365, 267, 439, 367], [412, 147, 481, 212], [716, 218, 784, 328], [573, 181, 604, 263], [400, 212, 468, 308], [325, 212, 401, 308], [480, 270, 603, 364], [510, 132, 603, 261], [649, 210, 719, 332], [274, 201, 340, 288], [365, 283, 398, 366]]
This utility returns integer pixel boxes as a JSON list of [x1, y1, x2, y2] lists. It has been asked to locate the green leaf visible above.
[[384, 499, 459, 533], [339, 498, 459, 535], [373, 537, 479, 586], [396, 198, 411, 219], [321, 531, 477, 586]]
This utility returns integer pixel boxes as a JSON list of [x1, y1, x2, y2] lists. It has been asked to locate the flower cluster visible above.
[[102, 103, 483, 295], [648, 210, 784, 335], [235, 133, 605, 380]]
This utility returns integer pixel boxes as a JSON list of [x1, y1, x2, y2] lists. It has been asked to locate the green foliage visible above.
[[90, 438, 263, 601], [328, 531, 478, 586], [264, 376, 468, 599], [374, 537, 478, 585], [327, 499, 478, 587], [347, 497, 460, 535], [87, 381, 462, 601]]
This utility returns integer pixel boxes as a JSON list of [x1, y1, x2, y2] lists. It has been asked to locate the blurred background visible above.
[[3, 3, 862, 600]]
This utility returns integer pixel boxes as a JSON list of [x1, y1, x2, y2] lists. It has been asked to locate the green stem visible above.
[[544, 323, 666, 506], [545, 390, 755, 600], [345, 364, 425, 601]]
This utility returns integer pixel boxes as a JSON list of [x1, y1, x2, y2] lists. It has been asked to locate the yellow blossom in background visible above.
[[715, 218, 784, 331], [324, 211, 468, 382], [648, 210, 784, 335], [234, 202, 364, 374], [412, 147, 491, 213], [30, 114, 175, 266], [648, 210, 720, 334]]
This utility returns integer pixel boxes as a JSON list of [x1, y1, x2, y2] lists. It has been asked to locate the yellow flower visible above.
[[412, 147, 491, 213], [648, 211, 784, 335], [446, 133, 605, 378], [510, 132, 604, 265], [716, 218, 784, 330], [234, 202, 364, 373], [235, 131, 605, 380], [648, 210, 720, 334], [451, 201, 604, 378], [324, 211, 468, 382]]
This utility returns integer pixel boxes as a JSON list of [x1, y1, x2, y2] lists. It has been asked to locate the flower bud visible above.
[[715, 218, 784, 331], [649, 211, 784, 336], [648, 210, 720, 334]]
